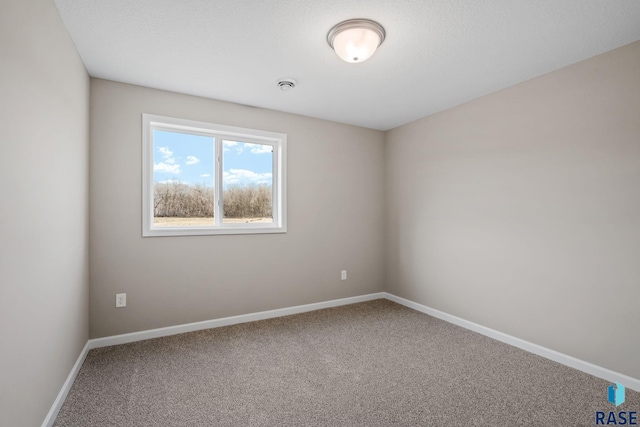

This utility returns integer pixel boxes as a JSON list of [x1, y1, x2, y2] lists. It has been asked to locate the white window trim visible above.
[[142, 113, 287, 237]]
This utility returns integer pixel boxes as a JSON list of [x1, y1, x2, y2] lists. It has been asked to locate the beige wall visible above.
[[0, 0, 89, 425], [385, 41, 640, 379], [89, 79, 386, 338]]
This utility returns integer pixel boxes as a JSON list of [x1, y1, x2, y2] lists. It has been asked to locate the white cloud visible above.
[[156, 179, 186, 185], [223, 141, 239, 152], [223, 141, 272, 155], [158, 146, 173, 158], [200, 173, 211, 178], [154, 162, 181, 174], [224, 169, 272, 186], [159, 147, 180, 166], [186, 155, 200, 165], [246, 143, 272, 154]]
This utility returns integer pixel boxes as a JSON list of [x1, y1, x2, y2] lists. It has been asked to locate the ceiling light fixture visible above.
[[327, 19, 386, 63]]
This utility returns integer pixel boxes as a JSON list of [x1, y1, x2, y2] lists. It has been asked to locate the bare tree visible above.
[[153, 181, 271, 219]]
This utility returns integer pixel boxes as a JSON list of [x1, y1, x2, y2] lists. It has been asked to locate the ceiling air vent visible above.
[[277, 78, 296, 91]]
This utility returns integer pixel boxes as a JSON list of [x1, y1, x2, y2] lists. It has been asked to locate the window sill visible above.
[[142, 225, 287, 237]]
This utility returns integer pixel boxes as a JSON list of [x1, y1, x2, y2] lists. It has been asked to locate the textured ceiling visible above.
[[54, 0, 640, 130]]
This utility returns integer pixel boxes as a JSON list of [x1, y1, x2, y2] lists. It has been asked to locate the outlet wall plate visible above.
[[116, 293, 126, 308], [341, 270, 347, 280]]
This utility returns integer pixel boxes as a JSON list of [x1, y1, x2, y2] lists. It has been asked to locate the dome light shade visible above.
[[327, 19, 385, 63]]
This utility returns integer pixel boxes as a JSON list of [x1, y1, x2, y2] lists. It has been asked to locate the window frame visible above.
[[142, 113, 287, 237]]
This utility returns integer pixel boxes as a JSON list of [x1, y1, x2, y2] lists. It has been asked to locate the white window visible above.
[[142, 114, 287, 236]]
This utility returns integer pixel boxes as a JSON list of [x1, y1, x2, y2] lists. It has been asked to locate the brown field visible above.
[[153, 217, 272, 227]]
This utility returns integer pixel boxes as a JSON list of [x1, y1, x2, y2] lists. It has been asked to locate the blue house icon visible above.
[[608, 382, 625, 407]]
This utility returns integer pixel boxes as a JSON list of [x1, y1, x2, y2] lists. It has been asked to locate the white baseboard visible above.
[[41, 341, 91, 427], [45, 290, 640, 425], [383, 292, 640, 392], [89, 292, 386, 349]]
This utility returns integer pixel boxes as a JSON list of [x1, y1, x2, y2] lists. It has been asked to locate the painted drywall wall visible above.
[[0, 0, 89, 425], [385, 41, 640, 379], [89, 79, 385, 338]]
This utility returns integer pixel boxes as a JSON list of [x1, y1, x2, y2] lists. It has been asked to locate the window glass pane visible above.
[[143, 113, 286, 236], [153, 130, 214, 227], [222, 140, 273, 224]]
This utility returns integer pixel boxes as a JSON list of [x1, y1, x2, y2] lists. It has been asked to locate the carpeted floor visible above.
[[54, 299, 638, 426]]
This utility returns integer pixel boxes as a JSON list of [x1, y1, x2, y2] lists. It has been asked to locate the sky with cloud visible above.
[[153, 130, 273, 188]]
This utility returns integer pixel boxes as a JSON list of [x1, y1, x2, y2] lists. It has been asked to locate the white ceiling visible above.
[[54, 1, 640, 131]]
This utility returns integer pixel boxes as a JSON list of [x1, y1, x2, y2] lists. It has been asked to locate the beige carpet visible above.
[[54, 299, 639, 426]]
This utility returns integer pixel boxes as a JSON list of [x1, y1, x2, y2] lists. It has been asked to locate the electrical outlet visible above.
[[341, 270, 347, 280], [116, 293, 126, 308]]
